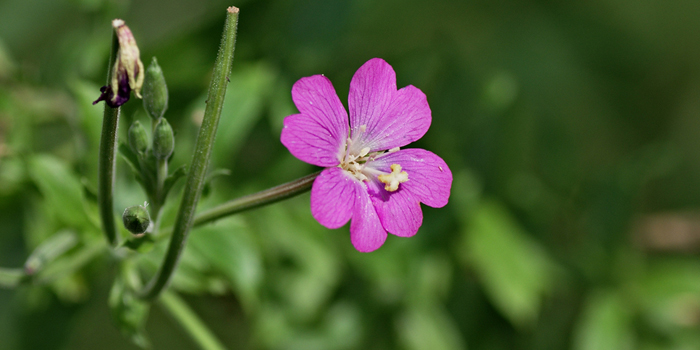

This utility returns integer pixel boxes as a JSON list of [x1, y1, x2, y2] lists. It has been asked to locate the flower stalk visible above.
[[98, 31, 121, 247], [138, 7, 240, 300]]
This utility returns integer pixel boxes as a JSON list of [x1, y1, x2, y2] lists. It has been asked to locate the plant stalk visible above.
[[138, 7, 239, 300], [98, 31, 122, 247]]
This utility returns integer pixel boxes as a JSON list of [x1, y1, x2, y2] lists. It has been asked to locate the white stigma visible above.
[[378, 164, 409, 192]]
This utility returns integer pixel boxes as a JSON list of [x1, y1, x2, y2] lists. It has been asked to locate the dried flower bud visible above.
[[142, 57, 169, 120], [128, 120, 149, 155], [152, 118, 174, 160], [122, 204, 151, 235], [93, 19, 145, 108]]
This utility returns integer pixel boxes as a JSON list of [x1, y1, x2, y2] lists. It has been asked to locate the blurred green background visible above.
[[2, 0, 700, 349]]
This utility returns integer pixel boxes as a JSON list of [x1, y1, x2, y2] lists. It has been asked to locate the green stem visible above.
[[35, 240, 107, 285], [0, 268, 24, 288], [138, 7, 239, 300], [98, 29, 121, 247], [159, 290, 228, 350], [193, 170, 319, 228], [152, 158, 168, 225]]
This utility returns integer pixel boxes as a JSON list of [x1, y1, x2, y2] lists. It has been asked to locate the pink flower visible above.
[[281, 58, 452, 252]]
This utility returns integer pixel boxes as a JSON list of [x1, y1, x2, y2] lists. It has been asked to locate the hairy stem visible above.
[[193, 171, 319, 228], [98, 31, 121, 247], [138, 7, 239, 300]]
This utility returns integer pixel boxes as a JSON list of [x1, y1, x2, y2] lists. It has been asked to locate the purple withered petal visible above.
[[92, 73, 132, 108], [281, 75, 349, 167], [350, 184, 388, 252], [367, 148, 452, 208], [310, 167, 356, 229], [348, 58, 431, 152]]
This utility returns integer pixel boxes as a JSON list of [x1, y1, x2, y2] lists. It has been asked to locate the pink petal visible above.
[[368, 148, 452, 208], [366, 179, 423, 237], [311, 167, 357, 229], [281, 75, 349, 167], [350, 184, 388, 252], [348, 58, 431, 152]]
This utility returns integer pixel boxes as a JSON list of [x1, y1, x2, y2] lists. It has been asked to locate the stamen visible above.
[[358, 147, 370, 158], [378, 164, 409, 192]]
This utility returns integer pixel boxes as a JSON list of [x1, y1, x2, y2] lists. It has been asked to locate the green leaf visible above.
[[27, 155, 98, 235], [188, 216, 263, 311], [459, 199, 560, 328], [638, 259, 700, 331], [573, 290, 634, 350], [207, 62, 277, 163], [201, 168, 230, 199], [396, 304, 467, 350], [162, 165, 186, 201], [118, 142, 145, 187], [24, 230, 78, 275], [109, 273, 151, 349]]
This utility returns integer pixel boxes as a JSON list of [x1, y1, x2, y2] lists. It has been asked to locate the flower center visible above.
[[339, 125, 407, 191]]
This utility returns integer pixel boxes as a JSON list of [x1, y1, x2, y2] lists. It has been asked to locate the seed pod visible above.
[[152, 117, 174, 160], [122, 205, 151, 235], [142, 57, 169, 120], [128, 120, 149, 155]]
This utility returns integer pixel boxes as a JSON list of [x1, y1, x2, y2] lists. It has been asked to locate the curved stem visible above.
[[193, 171, 319, 228], [98, 31, 121, 247], [159, 290, 228, 350], [138, 7, 239, 301]]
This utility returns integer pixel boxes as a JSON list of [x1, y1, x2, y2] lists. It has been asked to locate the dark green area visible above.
[[1, 0, 700, 349]]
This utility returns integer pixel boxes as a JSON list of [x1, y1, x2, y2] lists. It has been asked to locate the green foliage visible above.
[[2, 0, 700, 349], [459, 199, 560, 328]]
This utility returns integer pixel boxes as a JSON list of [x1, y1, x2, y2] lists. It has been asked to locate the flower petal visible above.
[[281, 75, 349, 167], [348, 58, 431, 152], [311, 167, 357, 229], [366, 179, 423, 237], [350, 185, 388, 252], [368, 148, 452, 208]]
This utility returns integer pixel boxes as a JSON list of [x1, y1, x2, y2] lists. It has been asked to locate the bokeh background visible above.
[[2, 0, 700, 349]]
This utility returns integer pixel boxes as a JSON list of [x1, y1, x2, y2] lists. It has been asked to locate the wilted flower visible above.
[[281, 58, 452, 252], [93, 19, 145, 108]]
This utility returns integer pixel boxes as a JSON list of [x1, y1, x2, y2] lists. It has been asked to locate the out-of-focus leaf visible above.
[[396, 304, 466, 350], [0, 156, 25, 196], [200, 168, 230, 199], [162, 165, 186, 201], [0, 38, 16, 80], [638, 259, 700, 330], [27, 155, 98, 238], [573, 290, 634, 350], [407, 253, 453, 304], [251, 201, 341, 321], [109, 272, 151, 349], [24, 230, 78, 275], [349, 238, 412, 305], [209, 62, 277, 163], [188, 216, 263, 311], [458, 199, 560, 328], [138, 239, 227, 295], [255, 301, 362, 350]]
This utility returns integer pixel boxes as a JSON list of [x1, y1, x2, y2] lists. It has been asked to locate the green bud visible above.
[[128, 120, 149, 155], [122, 205, 151, 235], [142, 57, 169, 120], [152, 118, 174, 160]]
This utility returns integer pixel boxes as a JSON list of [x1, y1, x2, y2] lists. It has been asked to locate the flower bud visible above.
[[128, 120, 149, 155], [142, 57, 169, 120], [152, 118, 174, 160], [93, 19, 144, 108], [122, 205, 151, 235]]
